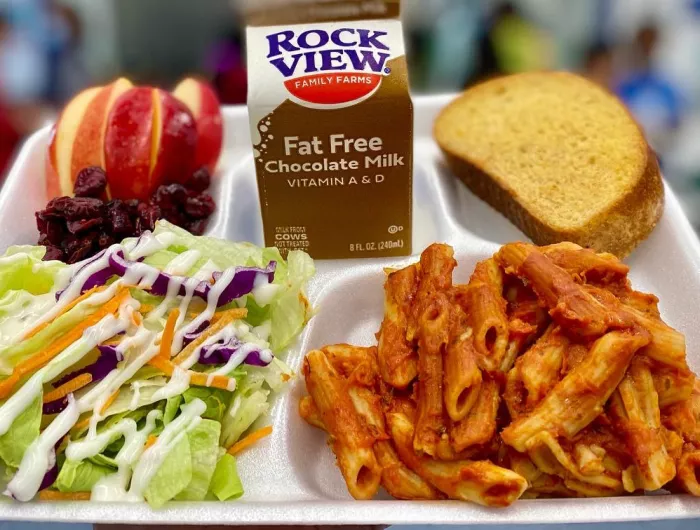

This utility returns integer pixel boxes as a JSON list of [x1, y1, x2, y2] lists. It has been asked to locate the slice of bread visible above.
[[434, 71, 664, 257]]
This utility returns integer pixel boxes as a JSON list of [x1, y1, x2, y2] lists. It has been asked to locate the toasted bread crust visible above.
[[441, 147, 663, 258]]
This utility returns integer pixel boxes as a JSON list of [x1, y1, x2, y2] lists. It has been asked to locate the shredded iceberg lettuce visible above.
[[0, 221, 314, 507]]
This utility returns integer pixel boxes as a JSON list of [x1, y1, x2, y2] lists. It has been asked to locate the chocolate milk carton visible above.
[[246, 0, 412, 259]]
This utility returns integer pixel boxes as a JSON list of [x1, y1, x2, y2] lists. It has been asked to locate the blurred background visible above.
[[0, 0, 699, 225]]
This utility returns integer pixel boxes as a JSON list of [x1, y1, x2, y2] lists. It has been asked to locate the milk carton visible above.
[[246, 1, 412, 259]]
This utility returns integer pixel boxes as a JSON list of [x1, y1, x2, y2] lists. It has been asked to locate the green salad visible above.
[[0, 220, 314, 507]]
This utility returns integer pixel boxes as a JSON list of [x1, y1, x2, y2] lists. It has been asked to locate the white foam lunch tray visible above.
[[0, 95, 699, 525]]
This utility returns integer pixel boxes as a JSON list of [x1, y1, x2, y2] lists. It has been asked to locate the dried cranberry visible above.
[[38, 233, 50, 247], [161, 208, 186, 227], [187, 219, 208, 235], [185, 167, 211, 193], [43, 196, 74, 216], [184, 194, 215, 219], [66, 240, 94, 264], [45, 220, 65, 245], [139, 205, 162, 232], [43, 245, 63, 261], [62, 236, 80, 253], [125, 199, 141, 217], [106, 200, 134, 235], [151, 184, 187, 210], [35, 212, 48, 232], [97, 232, 114, 248], [43, 246, 64, 261], [59, 197, 104, 221], [67, 217, 102, 234], [73, 167, 107, 198]]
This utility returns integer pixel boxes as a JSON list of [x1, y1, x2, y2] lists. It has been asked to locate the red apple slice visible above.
[[104, 87, 157, 201], [47, 86, 102, 198], [173, 78, 223, 173], [151, 89, 197, 185], [70, 78, 132, 192]]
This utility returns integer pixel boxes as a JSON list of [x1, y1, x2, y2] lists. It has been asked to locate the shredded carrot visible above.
[[139, 304, 201, 320], [39, 490, 90, 501], [42, 373, 93, 403], [281, 373, 292, 383], [72, 416, 91, 433], [0, 288, 130, 399], [145, 434, 158, 450], [158, 309, 180, 361], [24, 286, 108, 340], [138, 303, 155, 313], [228, 425, 273, 455], [131, 310, 143, 326], [100, 389, 120, 414], [56, 435, 70, 454], [70, 389, 120, 435], [172, 308, 248, 366], [149, 357, 235, 392]]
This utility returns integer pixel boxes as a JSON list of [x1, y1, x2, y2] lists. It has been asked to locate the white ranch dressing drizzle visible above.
[[2, 307, 133, 501], [251, 279, 279, 307], [0, 292, 57, 352], [0, 228, 283, 503], [163, 250, 201, 276], [211, 342, 265, 376], [150, 366, 190, 402], [147, 277, 181, 323], [89, 409, 162, 502], [87, 329, 158, 436], [127, 398, 205, 501], [169, 279, 198, 355], [172, 267, 236, 354], [0, 312, 128, 436], [5, 394, 80, 501], [14, 230, 174, 344], [192, 259, 218, 282], [126, 231, 176, 260]]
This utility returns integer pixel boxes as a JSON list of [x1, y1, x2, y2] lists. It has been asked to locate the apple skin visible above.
[[104, 86, 156, 201], [70, 78, 132, 192], [173, 77, 223, 173], [152, 89, 198, 185], [46, 86, 102, 198], [46, 78, 133, 199]]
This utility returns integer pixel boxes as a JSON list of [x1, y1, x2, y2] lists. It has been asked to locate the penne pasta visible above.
[[675, 450, 700, 496], [615, 288, 660, 319], [387, 411, 528, 507], [303, 349, 382, 500], [501, 328, 650, 452], [651, 361, 695, 408], [443, 304, 482, 422], [463, 259, 509, 370], [509, 450, 579, 498], [321, 344, 379, 387], [496, 243, 631, 337], [527, 431, 624, 495], [413, 293, 451, 456], [622, 306, 688, 372], [608, 357, 676, 490], [299, 395, 326, 430], [407, 243, 456, 342], [377, 265, 419, 389], [515, 325, 568, 408], [451, 377, 500, 453], [541, 242, 629, 285], [348, 384, 442, 500], [465, 286, 509, 371], [298, 241, 700, 505]]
